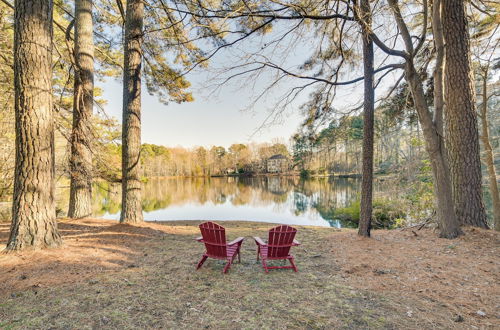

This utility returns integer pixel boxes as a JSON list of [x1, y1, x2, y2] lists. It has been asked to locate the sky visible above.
[[97, 71, 307, 149], [95, 20, 393, 150]]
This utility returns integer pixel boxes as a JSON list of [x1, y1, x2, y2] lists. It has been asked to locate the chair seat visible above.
[[259, 246, 292, 260], [204, 243, 241, 259]]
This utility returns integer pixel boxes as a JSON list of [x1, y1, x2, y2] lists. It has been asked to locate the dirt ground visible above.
[[0, 219, 498, 329]]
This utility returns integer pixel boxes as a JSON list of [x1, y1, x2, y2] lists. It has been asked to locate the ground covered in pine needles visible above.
[[0, 219, 498, 329]]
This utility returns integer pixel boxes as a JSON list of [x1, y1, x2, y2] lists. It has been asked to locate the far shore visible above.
[[143, 172, 368, 179]]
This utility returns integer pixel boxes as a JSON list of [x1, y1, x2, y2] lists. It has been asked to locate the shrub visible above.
[[300, 169, 311, 179], [334, 198, 406, 229]]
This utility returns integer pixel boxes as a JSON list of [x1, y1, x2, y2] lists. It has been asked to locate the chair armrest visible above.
[[292, 239, 300, 246], [228, 237, 245, 246], [195, 236, 203, 242], [253, 236, 266, 246]]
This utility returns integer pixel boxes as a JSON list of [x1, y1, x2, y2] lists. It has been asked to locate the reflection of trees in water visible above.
[[82, 176, 362, 221], [292, 177, 360, 220], [92, 182, 121, 216], [292, 192, 309, 215], [56, 185, 70, 215], [231, 182, 253, 205]]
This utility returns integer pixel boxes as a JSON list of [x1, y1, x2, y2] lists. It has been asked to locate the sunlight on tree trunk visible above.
[[7, 0, 62, 250], [120, 0, 144, 224], [68, 0, 94, 219]]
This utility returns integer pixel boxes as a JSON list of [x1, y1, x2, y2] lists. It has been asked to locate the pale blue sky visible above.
[[96, 21, 396, 149], [97, 72, 308, 149]]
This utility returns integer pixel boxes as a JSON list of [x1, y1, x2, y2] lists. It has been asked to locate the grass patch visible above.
[[0, 219, 497, 329]]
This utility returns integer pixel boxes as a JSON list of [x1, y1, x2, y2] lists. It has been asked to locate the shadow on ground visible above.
[[0, 219, 498, 329]]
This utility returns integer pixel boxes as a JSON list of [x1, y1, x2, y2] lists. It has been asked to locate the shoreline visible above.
[[142, 173, 368, 179]]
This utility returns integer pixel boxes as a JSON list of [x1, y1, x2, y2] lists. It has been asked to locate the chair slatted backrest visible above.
[[199, 222, 227, 258], [267, 225, 297, 258]]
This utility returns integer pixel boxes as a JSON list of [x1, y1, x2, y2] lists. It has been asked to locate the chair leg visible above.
[[289, 257, 298, 272], [256, 246, 260, 261], [261, 258, 269, 273], [223, 259, 233, 273], [238, 250, 241, 263], [197, 255, 208, 270]]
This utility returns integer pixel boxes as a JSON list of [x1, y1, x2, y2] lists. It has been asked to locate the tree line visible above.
[[140, 142, 291, 177], [1, 0, 499, 251]]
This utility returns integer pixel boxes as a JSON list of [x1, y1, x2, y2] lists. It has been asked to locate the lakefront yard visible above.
[[0, 219, 498, 329]]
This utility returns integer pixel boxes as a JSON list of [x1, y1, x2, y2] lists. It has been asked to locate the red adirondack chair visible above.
[[195, 221, 245, 273], [254, 225, 300, 273]]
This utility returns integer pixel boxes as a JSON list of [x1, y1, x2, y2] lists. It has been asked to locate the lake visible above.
[[85, 176, 366, 228], [0, 175, 493, 227]]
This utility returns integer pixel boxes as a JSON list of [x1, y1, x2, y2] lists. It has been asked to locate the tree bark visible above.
[[442, 0, 488, 228], [432, 0, 444, 136], [120, 0, 144, 224], [385, 0, 462, 238], [479, 68, 500, 231], [358, 0, 374, 237], [68, 0, 94, 219], [405, 62, 462, 238], [7, 0, 62, 250]]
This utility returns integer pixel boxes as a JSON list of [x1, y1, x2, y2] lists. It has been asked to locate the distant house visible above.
[[267, 154, 288, 173]]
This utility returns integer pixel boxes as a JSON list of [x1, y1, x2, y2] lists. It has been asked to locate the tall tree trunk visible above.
[[479, 68, 500, 231], [358, 0, 374, 237], [442, 0, 488, 228], [385, 0, 461, 238], [405, 62, 462, 238], [432, 0, 444, 138], [68, 0, 94, 219], [120, 0, 144, 224], [7, 0, 62, 250]]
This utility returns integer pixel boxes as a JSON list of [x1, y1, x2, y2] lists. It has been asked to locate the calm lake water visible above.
[[86, 176, 367, 228], [0, 175, 493, 227]]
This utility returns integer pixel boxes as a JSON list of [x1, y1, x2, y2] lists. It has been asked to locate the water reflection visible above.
[[0, 175, 485, 227], [84, 177, 362, 227]]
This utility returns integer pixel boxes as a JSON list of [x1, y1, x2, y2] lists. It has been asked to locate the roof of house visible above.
[[268, 154, 287, 160]]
